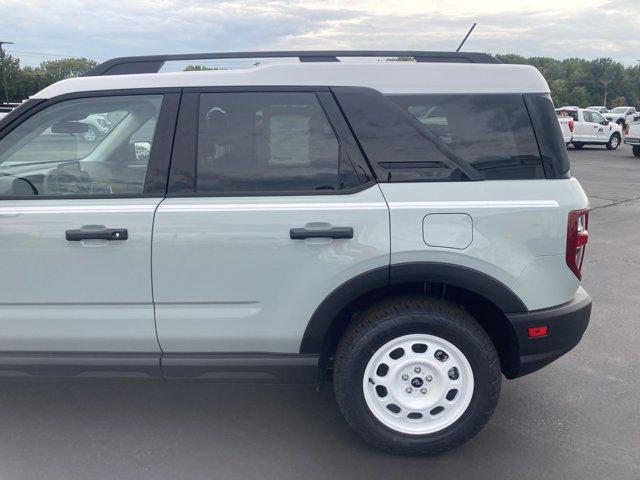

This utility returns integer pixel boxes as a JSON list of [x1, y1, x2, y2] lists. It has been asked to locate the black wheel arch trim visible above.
[[299, 262, 527, 354]]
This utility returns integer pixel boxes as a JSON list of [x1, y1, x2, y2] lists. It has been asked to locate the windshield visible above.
[[610, 107, 628, 113]]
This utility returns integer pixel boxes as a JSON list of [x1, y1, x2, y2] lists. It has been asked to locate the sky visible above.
[[1, 0, 640, 68]]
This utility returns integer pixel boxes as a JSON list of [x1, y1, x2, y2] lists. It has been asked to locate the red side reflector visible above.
[[528, 326, 548, 338]]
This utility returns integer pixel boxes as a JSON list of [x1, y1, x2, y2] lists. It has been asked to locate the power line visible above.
[[5, 49, 105, 61]]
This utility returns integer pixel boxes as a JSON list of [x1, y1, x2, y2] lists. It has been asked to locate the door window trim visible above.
[[166, 86, 376, 197], [0, 88, 181, 200]]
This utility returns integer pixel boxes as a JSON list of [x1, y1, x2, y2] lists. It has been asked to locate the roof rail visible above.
[[83, 50, 500, 76]]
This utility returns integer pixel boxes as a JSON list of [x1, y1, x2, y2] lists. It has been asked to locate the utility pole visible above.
[[636, 60, 640, 106], [602, 79, 610, 108], [0, 41, 14, 104]]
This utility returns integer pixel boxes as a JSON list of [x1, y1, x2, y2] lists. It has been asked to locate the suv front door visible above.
[[0, 92, 178, 373], [152, 89, 389, 368]]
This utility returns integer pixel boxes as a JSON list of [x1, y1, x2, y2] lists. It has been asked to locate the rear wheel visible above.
[[606, 133, 621, 150], [333, 296, 501, 455], [633, 145, 640, 157], [572, 142, 584, 150]]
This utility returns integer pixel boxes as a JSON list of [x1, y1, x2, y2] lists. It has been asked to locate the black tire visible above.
[[633, 145, 640, 157], [333, 295, 501, 455], [606, 133, 621, 150], [572, 142, 584, 150]]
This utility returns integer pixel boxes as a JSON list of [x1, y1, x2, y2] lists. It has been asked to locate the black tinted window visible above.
[[388, 94, 544, 180], [334, 88, 544, 181], [196, 92, 341, 194]]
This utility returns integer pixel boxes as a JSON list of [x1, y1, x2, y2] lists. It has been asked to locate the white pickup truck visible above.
[[557, 115, 574, 145], [603, 106, 637, 127], [624, 122, 640, 157], [556, 107, 622, 150]]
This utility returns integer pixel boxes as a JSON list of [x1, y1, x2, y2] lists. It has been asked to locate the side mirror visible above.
[[51, 121, 89, 135], [601, 120, 609, 126], [134, 141, 151, 162]]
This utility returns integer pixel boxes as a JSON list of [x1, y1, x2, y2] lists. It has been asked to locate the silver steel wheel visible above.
[[363, 333, 474, 435]]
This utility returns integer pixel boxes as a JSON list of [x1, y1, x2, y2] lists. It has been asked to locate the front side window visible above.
[[196, 92, 342, 194], [591, 112, 606, 124], [0, 95, 163, 197]]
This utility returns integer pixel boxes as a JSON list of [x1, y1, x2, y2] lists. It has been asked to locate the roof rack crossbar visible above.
[[83, 50, 500, 76]]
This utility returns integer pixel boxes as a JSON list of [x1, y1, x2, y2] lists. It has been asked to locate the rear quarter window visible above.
[[390, 94, 544, 180], [333, 88, 546, 182]]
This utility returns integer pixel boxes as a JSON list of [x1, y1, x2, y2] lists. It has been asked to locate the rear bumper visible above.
[[624, 137, 640, 145], [506, 287, 591, 378]]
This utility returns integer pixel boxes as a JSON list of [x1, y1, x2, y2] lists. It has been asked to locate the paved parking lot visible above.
[[0, 145, 638, 480]]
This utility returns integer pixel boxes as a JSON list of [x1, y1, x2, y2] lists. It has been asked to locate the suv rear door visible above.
[[0, 91, 179, 373], [152, 89, 389, 368]]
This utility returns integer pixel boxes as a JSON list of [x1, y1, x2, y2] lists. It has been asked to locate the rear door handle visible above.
[[65, 228, 128, 241], [290, 227, 353, 240]]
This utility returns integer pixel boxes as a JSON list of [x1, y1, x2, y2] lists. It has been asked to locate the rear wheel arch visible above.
[[300, 262, 525, 378]]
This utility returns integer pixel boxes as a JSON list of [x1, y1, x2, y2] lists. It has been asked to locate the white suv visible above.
[[0, 51, 592, 455]]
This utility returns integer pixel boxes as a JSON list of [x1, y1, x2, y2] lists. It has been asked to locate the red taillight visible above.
[[566, 209, 589, 280], [568, 120, 574, 133], [528, 326, 548, 338], [624, 124, 629, 136]]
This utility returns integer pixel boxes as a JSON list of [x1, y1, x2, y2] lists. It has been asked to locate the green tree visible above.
[[0, 56, 98, 102], [497, 54, 639, 108], [0, 52, 21, 103], [570, 86, 590, 107], [611, 96, 628, 107], [550, 79, 570, 106], [38, 58, 97, 83]]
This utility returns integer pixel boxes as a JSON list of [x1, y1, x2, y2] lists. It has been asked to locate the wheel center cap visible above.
[[411, 377, 424, 388]]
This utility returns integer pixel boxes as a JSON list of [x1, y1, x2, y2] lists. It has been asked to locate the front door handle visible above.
[[290, 227, 353, 240], [65, 228, 128, 241]]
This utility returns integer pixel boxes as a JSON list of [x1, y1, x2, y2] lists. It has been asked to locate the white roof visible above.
[[33, 62, 549, 99]]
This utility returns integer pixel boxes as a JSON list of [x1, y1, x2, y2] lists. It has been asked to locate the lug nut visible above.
[[405, 387, 412, 394], [420, 387, 427, 394], [402, 374, 409, 381], [426, 375, 433, 382], [414, 366, 421, 373]]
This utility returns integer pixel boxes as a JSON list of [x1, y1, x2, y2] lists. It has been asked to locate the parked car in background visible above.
[[79, 114, 111, 142], [624, 121, 640, 157], [557, 115, 574, 145], [556, 107, 622, 150], [586, 106, 608, 114], [603, 106, 637, 127], [0, 103, 19, 120]]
